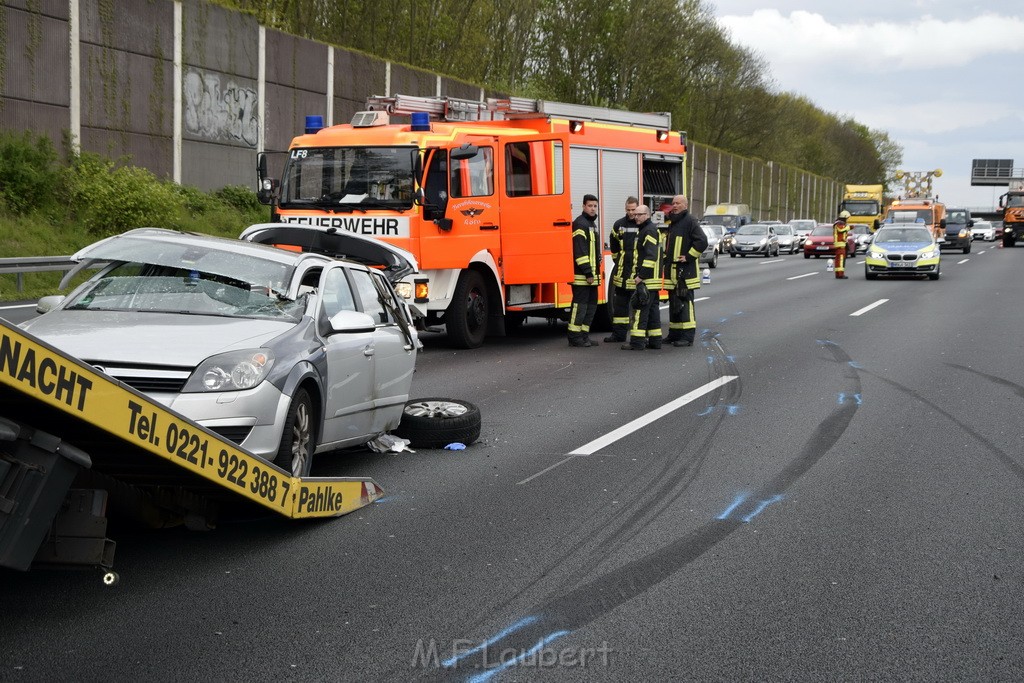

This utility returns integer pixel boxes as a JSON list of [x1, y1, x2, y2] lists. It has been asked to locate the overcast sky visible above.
[[711, 1, 1024, 208]]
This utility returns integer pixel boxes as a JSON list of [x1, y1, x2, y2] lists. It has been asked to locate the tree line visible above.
[[220, 0, 900, 185]]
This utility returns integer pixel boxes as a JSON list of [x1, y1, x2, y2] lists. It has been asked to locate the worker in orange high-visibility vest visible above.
[[833, 210, 851, 279]]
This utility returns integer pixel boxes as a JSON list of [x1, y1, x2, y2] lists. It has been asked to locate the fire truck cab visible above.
[[257, 95, 687, 348]]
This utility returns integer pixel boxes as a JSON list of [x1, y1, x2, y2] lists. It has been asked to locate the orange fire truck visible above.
[[256, 94, 687, 348]]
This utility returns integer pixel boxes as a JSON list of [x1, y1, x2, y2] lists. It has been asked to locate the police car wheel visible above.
[[395, 398, 482, 449], [275, 388, 314, 477]]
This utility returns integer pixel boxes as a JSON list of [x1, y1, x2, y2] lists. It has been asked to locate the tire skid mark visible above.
[[452, 330, 741, 648], [946, 363, 1024, 400], [416, 340, 861, 682], [866, 367, 1024, 484]]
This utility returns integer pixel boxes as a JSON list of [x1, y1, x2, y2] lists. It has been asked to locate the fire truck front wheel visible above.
[[448, 270, 489, 348]]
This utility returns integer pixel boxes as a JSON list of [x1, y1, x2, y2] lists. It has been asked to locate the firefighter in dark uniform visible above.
[[623, 206, 663, 350], [568, 194, 601, 347], [605, 196, 640, 343], [664, 195, 708, 347], [834, 210, 851, 279]]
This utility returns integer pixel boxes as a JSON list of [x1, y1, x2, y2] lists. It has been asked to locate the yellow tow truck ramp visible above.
[[0, 317, 382, 576]]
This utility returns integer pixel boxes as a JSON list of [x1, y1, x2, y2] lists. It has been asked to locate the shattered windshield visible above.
[[65, 262, 305, 320], [280, 146, 416, 210]]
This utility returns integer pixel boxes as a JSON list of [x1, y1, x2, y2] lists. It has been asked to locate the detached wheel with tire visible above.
[[395, 398, 482, 449], [274, 388, 315, 476], [448, 270, 489, 349]]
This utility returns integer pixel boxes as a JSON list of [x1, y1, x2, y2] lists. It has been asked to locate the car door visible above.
[[317, 264, 376, 445], [348, 267, 416, 433]]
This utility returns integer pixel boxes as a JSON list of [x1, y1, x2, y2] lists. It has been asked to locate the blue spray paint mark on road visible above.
[[741, 494, 784, 522], [837, 393, 863, 405], [719, 317, 729, 323], [853, 393, 862, 405], [837, 392, 846, 405], [466, 631, 571, 683], [707, 355, 715, 364], [816, 339, 835, 346], [716, 493, 748, 520], [726, 404, 741, 415], [697, 406, 714, 416], [442, 616, 538, 667], [725, 355, 736, 363], [848, 360, 863, 369]]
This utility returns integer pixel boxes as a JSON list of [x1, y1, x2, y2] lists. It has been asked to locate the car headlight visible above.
[[393, 282, 413, 299], [183, 349, 275, 392], [869, 248, 885, 259], [959, 229, 968, 237], [759, 238, 767, 246], [918, 249, 938, 260]]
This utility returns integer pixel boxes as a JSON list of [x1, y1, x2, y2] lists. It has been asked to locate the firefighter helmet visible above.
[[839, 210, 851, 220]]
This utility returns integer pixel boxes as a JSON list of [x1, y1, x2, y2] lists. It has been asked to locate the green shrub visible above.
[[0, 131, 61, 214], [214, 185, 262, 213], [172, 183, 219, 215], [63, 153, 180, 236]]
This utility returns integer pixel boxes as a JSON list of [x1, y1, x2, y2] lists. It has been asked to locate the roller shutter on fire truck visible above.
[[570, 147, 599, 219], [601, 150, 641, 244]]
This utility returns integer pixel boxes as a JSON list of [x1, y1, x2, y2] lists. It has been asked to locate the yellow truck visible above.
[[839, 184, 884, 231]]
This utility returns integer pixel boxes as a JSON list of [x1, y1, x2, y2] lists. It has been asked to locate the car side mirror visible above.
[[328, 310, 377, 334], [36, 295, 65, 314], [968, 219, 974, 227]]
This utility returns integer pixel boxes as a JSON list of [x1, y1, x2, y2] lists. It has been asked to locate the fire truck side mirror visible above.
[[434, 218, 453, 232], [256, 152, 279, 205], [450, 143, 479, 160]]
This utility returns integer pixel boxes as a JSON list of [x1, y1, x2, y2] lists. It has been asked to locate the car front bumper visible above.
[[865, 255, 940, 274], [153, 381, 291, 460]]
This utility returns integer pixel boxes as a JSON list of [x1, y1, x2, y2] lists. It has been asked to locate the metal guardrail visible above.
[[0, 256, 74, 293]]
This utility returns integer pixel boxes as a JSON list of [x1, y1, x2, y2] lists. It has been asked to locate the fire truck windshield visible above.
[[280, 146, 416, 210]]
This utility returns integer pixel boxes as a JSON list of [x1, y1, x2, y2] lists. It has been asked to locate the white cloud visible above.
[[711, 6, 1024, 207], [718, 10, 1024, 77]]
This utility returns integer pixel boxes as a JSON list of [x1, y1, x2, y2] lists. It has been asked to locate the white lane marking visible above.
[[516, 375, 739, 484], [572, 375, 738, 456], [0, 303, 35, 310], [957, 258, 969, 264], [660, 295, 709, 311], [855, 259, 865, 264], [787, 272, 817, 281], [760, 259, 785, 264], [850, 298, 889, 317]]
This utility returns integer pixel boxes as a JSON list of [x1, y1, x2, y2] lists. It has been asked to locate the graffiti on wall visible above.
[[184, 68, 258, 147]]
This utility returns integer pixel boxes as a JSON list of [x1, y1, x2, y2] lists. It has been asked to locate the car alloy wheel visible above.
[[395, 398, 482, 449]]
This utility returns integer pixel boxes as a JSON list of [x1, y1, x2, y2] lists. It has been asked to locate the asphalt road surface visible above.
[[3, 244, 1024, 682]]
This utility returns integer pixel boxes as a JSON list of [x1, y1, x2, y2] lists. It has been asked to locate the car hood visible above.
[[873, 242, 932, 251], [734, 235, 768, 242], [21, 311, 294, 366]]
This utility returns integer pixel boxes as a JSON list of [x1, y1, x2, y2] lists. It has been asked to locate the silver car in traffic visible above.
[[22, 228, 420, 476]]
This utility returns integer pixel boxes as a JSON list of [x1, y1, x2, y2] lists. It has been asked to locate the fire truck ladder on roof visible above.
[[0, 317, 383, 580], [365, 94, 673, 130]]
